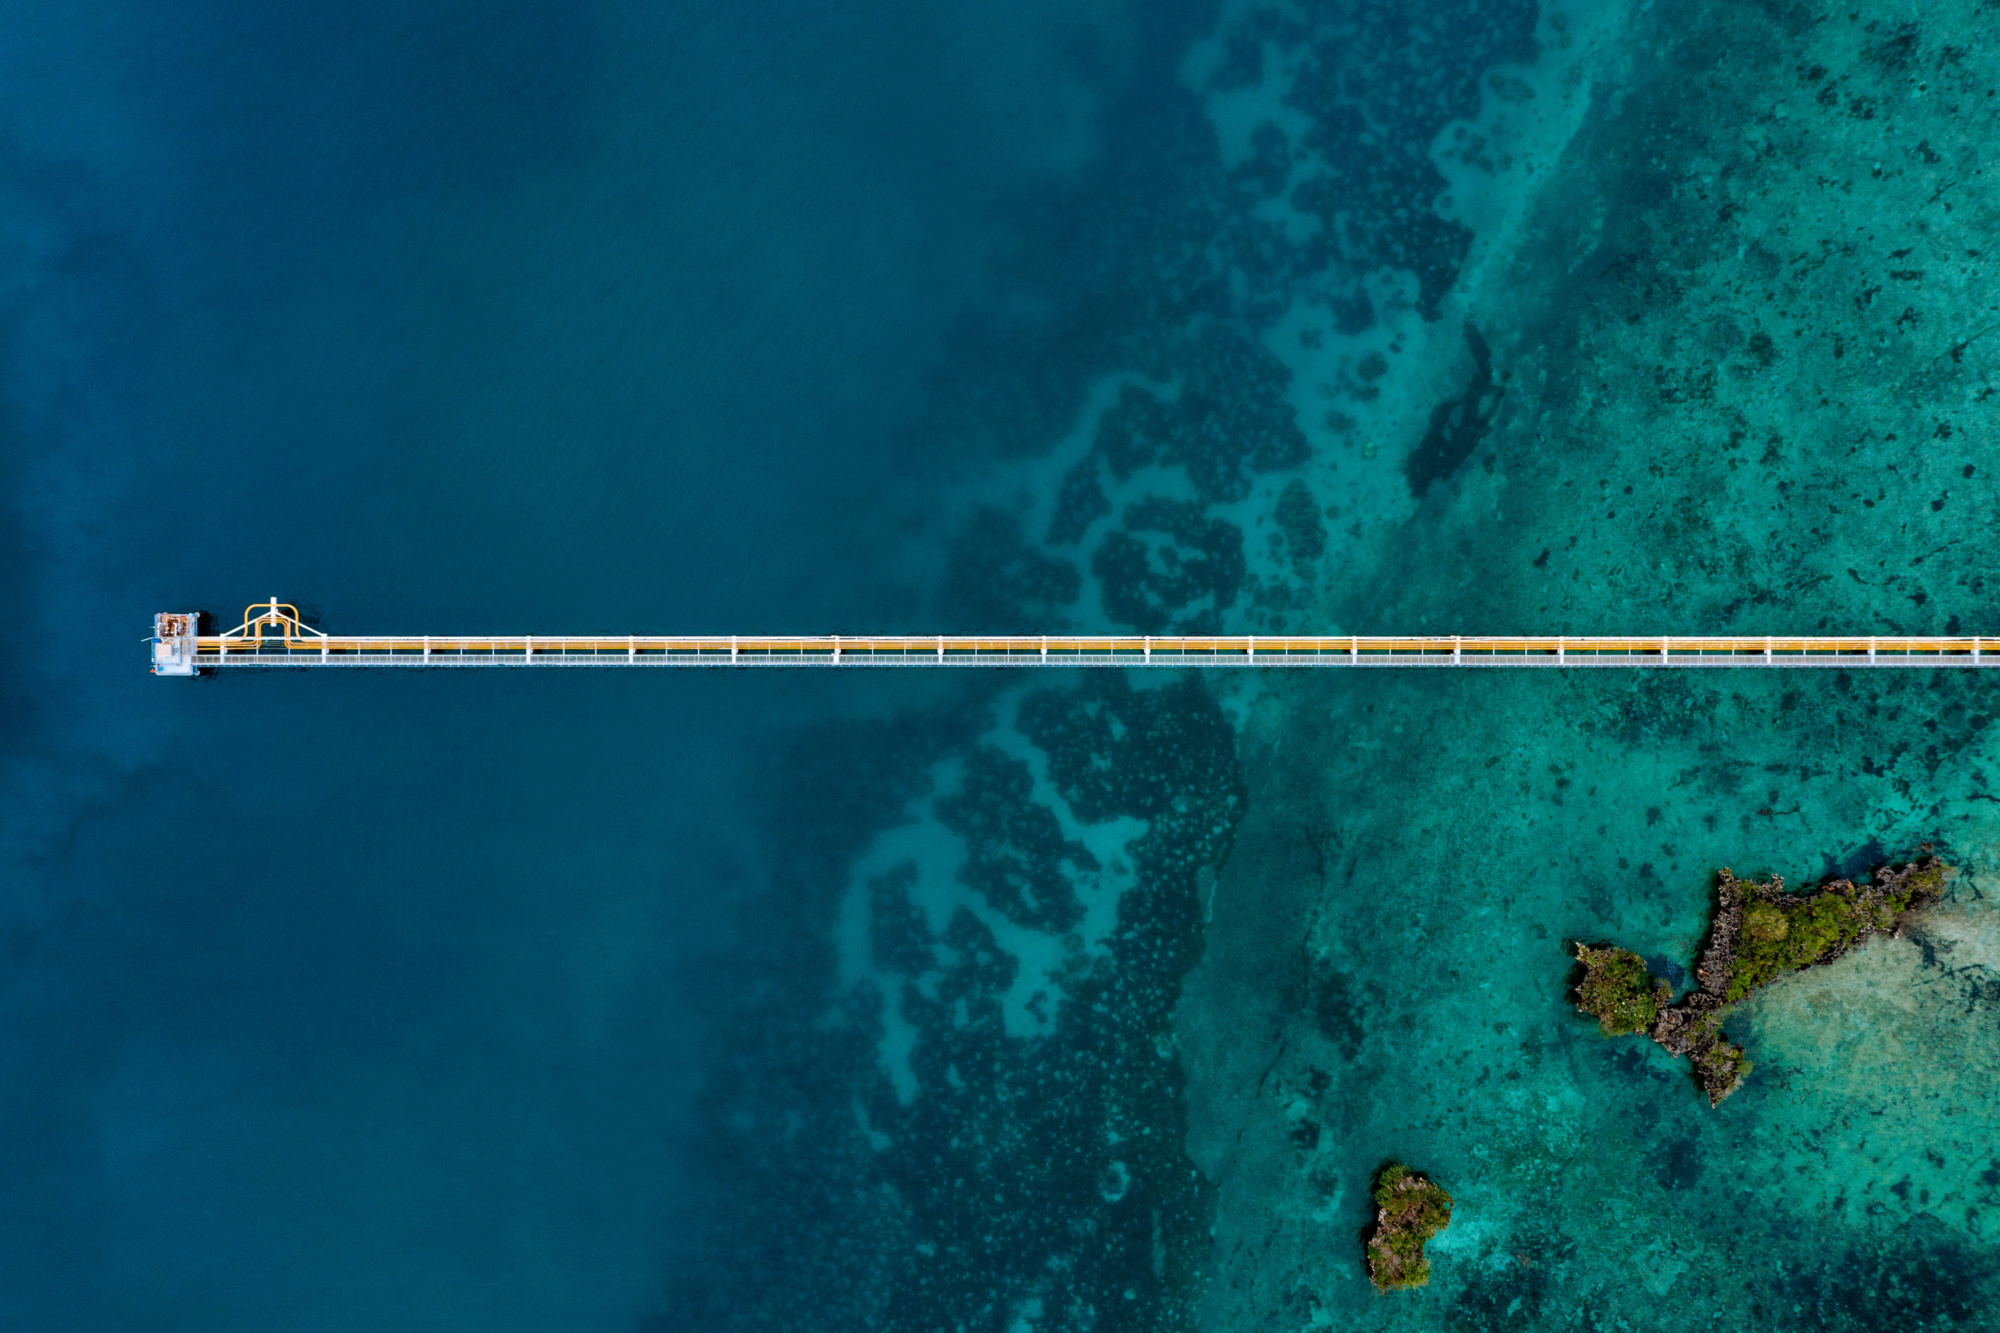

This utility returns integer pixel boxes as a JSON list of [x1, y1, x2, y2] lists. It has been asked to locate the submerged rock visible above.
[[1365, 1163, 1453, 1292], [1571, 855, 1948, 1106]]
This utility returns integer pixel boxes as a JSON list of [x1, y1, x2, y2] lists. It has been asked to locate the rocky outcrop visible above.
[[1571, 945, 1672, 1036], [1571, 855, 1948, 1106], [1365, 1163, 1453, 1292]]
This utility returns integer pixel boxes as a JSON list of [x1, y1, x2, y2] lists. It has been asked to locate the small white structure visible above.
[[151, 612, 199, 676]]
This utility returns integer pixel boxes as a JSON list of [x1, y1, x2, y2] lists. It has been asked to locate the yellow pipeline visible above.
[[150, 606, 1993, 673]]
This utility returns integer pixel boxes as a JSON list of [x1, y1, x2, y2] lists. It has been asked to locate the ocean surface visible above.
[[4, 0, 1998, 1330]]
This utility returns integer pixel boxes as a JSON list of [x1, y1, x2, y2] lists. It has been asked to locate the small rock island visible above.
[[1571, 855, 1948, 1105], [1364, 1163, 1453, 1291]]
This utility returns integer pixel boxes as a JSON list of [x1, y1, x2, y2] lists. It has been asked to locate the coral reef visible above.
[[1573, 856, 1948, 1106], [1364, 1162, 1453, 1291]]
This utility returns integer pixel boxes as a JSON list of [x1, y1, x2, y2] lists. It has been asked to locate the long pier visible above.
[[149, 601, 2000, 674]]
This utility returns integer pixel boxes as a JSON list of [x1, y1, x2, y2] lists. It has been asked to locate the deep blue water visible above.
[[1, 1, 1139, 1326], [10, 0, 2000, 1330]]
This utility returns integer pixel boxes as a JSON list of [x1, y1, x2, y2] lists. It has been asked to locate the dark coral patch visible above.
[[934, 744, 1095, 933], [1090, 327, 1307, 508], [1403, 323, 1502, 498], [1094, 497, 1246, 632], [1273, 476, 1329, 565], [1776, 1218, 1995, 1331], [941, 507, 1081, 630]]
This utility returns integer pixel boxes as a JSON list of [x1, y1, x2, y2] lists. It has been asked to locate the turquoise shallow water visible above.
[[1184, 669, 2000, 1330], [7, 0, 2000, 1328], [1176, 0, 2000, 1325]]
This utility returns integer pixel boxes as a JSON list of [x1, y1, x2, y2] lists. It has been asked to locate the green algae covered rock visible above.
[[1570, 854, 1947, 1107], [1365, 1163, 1452, 1291], [1722, 860, 1946, 1002], [1571, 944, 1672, 1035]]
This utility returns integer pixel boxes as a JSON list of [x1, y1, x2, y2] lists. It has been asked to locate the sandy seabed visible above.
[[1178, 0, 2000, 1327]]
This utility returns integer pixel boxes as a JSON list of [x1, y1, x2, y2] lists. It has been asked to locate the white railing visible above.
[[151, 611, 1997, 674]]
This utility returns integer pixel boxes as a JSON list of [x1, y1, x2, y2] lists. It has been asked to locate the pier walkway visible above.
[[149, 601, 2000, 675]]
